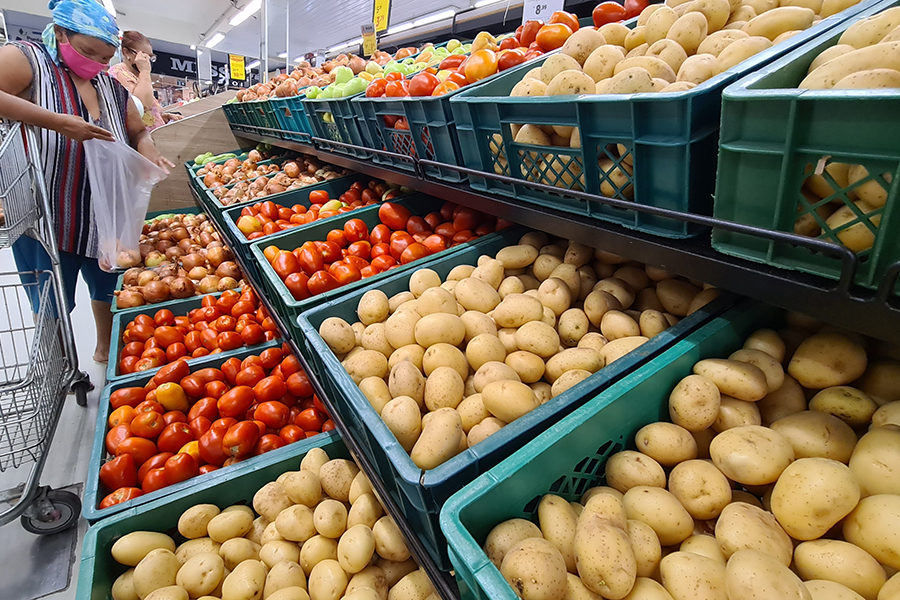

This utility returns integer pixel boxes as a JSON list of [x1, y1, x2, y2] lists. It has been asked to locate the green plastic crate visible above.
[[303, 92, 372, 159], [84, 339, 305, 522], [713, 0, 900, 293], [269, 95, 315, 144], [185, 149, 252, 195], [298, 234, 738, 569], [439, 299, 782, 600], [251, 192, 496, 343], [76, 431, 345, 600], [449, 2, 879, 239]]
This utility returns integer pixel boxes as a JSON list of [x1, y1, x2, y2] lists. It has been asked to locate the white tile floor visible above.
[[0, 247, 107, 600]]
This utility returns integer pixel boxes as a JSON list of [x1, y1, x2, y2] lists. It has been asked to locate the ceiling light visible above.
[[102, 0, 116, 15], [229, 0, 261, 26], [278, 52, 287, 58], [247, 60, 261, 69], [413, 9, 456, 27], [328, 38, 361, 52], [205, 32, 225, 48], [387, 21, 414, 35], [190, 44, 196, 50], [474, 0, 504, 6]]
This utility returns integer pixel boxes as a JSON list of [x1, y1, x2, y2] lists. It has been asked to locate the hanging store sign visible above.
[[522, 0, 565, 23], [361, 24, 377, 57], [373, 0, 391, 32], [154, 50, 256, 87], [229, 54, 246, 81]]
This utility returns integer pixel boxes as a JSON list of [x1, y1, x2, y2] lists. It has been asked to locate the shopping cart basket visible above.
[[0, 123, 91, 534]]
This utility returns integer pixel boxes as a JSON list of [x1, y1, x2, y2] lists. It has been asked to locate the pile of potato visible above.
[[484, 315, 900, 600], [107, 448, 436, 600], [317, 231, 718, 471]]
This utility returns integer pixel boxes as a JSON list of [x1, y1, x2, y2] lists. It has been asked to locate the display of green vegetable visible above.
[[193, 152, 237, 166]]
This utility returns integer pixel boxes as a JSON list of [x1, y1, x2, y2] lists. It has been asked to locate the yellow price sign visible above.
[[373, 0, 391, 32], [362, 24, 377, 56], [229, 55, 246, 81]]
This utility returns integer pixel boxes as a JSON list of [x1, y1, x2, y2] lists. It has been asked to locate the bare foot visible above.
[[94, 348, 109, 364]]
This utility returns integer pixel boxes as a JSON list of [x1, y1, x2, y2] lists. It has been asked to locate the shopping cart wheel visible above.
[[20, 488, 81, 535], [72, 374, 92, 407]]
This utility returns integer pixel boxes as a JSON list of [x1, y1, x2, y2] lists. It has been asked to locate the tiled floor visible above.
[[0, 248, 107, 600]]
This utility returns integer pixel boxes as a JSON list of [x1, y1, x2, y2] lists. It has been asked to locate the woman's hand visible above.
[[54, 113, 115, 142], [134, 51, 153, 75], [136, 137, 175, 173]]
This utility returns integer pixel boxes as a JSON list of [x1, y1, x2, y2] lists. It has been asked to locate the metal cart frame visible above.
[[0, 122, 91, 534]]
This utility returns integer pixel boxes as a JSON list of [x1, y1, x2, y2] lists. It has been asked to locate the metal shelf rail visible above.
[[188, 186, 461, 600], [233, 130, 900, 343]]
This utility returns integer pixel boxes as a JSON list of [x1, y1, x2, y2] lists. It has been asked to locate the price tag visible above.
[[373, 0, 391, 32], [522, 0, 565, 23], [229, 54, 245, 81], [361, 24, 377, 57]]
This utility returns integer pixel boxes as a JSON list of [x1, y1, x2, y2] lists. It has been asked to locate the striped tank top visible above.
[[13, 41, 131, 258]]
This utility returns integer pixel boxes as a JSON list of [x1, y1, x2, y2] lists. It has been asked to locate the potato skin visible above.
[[501, 538, 568, 600]]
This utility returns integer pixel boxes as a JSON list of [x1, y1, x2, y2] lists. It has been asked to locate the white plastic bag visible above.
[[84, 139, 167, 272]]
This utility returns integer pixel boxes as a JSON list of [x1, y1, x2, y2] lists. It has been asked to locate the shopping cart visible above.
[[0, 122, 91, 534]]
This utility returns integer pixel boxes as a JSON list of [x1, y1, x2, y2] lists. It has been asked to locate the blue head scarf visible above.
[[41, 0, 120, 63]]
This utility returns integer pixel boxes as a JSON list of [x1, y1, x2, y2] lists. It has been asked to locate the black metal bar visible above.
[[190, 188, 460, 600], [231, 130, 900, 342]]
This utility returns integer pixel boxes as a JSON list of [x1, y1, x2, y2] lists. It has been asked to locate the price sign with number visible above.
[[361, 24, 377, 57], [373, 0, 391, 32], [522, 0, 564, 23]]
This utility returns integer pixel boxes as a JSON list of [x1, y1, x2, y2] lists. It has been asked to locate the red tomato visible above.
[[332, 262, 362, 285], [369, 223, 392, 245], [99, 487, 143, 509], [499, 37, 519, 51], [188, 416, 212, 439], [215, 315, 237, 332], [422, 234, 448, 253], [162, 411, 187, 426], [223, 421, 260, 458], [366, 78, 388, 97], [199, 465, 219, 475], [198, 428, 228, 466], [164, 453, 199, 485], [385, 71, 404, 82], [371, 243, 391, 259], [255, 401, 291, 429], [157, 422, 194, 454], [273, 251, 300, 279], [119, 355, 139, 374], [318, 241, 343, 264], [110, 387, 146, 409], [121, 341, 144, 358], [205, 380, 229, 399], [115, 437, 158, 468], [254, 376, 287, 403], [346, 241, 372, 261], [409, 72, 440, 96], [217, 331, 243, 351], [389, 231, 415, 260], [199, 329, 218, 351], [261, 348, 284, 370], [153, 326, 184, 349], [593, 1, 628, 26], [520, 19, 543, 46], [498, 48, 528, 71], [135, 400, 163, 415], [141, 468, 168, 493], [536, 23, 573, 51], [308, 189, 329, 204], [432, 81, 459, 97], [465, 50, 499, 83], [279, 424, 306, 444], [283, 272, 311, 301], [99, 453, 138, 491], [378, 202, 411, 230], [322, 420, 336, 432], [624, 0, 649, 17], [108, 406, 136, 428], [297, 246, 325, 276], [343, 219, 369, 244], [221, 357, 242, 385], [137, 452, 173, 484], [194, 367, 225, 383], [400, 242, 431, 265], [406, 216, 431, 236], [371, 254, 397, 271], [385, 80, 410, 97], [286, 371, 313, 398], [548, 10, 579, 31], [281, 355, 302, 377], [165, 343, 187, 362], [439, 55, 466, 70], [447, 71, 469, 87], [131, 411, 165, 439], [217, 386, 256, 418], [255, 434, 286, 454], [183, 331, 203, 354], [308, 271, 340, 296], [294, 407, 326, 432]]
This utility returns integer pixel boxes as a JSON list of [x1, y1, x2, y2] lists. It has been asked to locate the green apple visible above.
[[305, 85, 321, 99], [446, 39, 461, 52], [384, 62, 403, 74], [411, 62, 427, 73], [320, 86, 334, 99], [451, 47, 466, 55], [402, 57, 414, 65], [333, 66, 354, 84], [365, 61, 383, 75], [344, 77, 368, 96]]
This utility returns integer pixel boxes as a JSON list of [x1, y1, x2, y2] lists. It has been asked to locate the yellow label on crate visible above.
[[229, 55, 246, 81], [373, 0, 391, 32]]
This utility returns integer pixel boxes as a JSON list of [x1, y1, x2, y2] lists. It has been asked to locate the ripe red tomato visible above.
[[369, 223, 392, 245], [406, 216, 431, 236], [343, 219, 369, 243], [110, 387, 146, 409], [273, 251, 300, 279], [307, 271, 340, 296], [220, 358, 242, 385], [165, 343, 187, 362], [624, 0, 649, 17], [142, 468, 168, 493], [318, 241, 343, 264], [157, 422, 194, 454], [548, 10, 579, 32], [346, 241, 372, 261], [99, 453, 138, 491], [400, 242, 431, 264], [217, 386, 256, 418], [198, 428, 228, 466], [131, 411, 165, 439], [389, 231, 415, 260], [279, 424, 306, 444], [465, 50, 499, 83], [260, 348, 283, 369], [153, 326, 184, 349], [254, 376, 287, 403], [99, 487, 143, 509], [520, 19, 543, 45], [385, 80, 410, 97], [205, 380, 229, 399], [332, 262, 362, 285], [255, 401, 291, 429], [115, 437, 158, 467], [378, 203, 411, 231], [199, 465, 219, 475], [217, 331, 243, 351], [188, 416, 212, 439], [439, 55, 466, 70], [366, 78, 388, 97], [498, 48, 528, 72], [194, 367, 225, 383], [499, 37, 519, 51], [235, 365, 265, 388], [593, 1, 628, 26], [255, 434, 286, 454], [162, 411, 187, 426], [422, 234, 448, 253], [371, 255, 397, 271], [385, 71, 404, 82], [294, 407, 327, 432], [409, 72, 440, 96], [223, 421, 260, 458], [297, 246, 324, 277], [241, 322, 267, 344], [286, 371, 313, 398], [164, 453, 199, 485], [137, 452, 173, 484], [536, 23, 573, 51]]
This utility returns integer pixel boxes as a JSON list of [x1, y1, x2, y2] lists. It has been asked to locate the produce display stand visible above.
[[439, 299, 782, 600], [713, 0, 900, 292], [75, 430, 345, 600], [298, 234, 739, 568]]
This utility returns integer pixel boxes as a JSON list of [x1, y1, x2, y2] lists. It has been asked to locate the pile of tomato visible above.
[[265, 201, 504, 300], [118, 287, 279, 376], [235, 179, 403, 241], [100, 345, 332, 509], [592, 0, 649, 26]]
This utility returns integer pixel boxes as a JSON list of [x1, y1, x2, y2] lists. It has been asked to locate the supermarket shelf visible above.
[[235, 131, 900, 343], [189, 186, 460, 600]]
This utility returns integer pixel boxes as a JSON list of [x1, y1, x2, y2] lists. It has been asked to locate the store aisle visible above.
[[0, 248, 106, 600]]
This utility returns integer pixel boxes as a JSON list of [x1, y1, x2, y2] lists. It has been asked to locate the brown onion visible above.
[[139, 243, 154, 258], [188, 266, 209, 280], [115, 290, 145, 308], [169, 277, 195, 299], [161, 276, 176, 287], [142, 280, 170, 304], [158, 229, 173, 241], [283, 162, 300, 178], [216, 261, 241, 280], [248, 149, 262, 163], [217, 277, 239, 291], [172, 227, 190, 241], [145, 251, 166, 268], [165, 247, 184, 261], [198, 275, 220, 294], [181, 253, 206, 271], [122, 267, 143, 287], [137, 270, 159, 286], [177, 238, 194, 252], [199, 232, 214, 247]]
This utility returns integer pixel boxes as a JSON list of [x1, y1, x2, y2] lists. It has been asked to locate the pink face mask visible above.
[[59, 42, 107, 79]]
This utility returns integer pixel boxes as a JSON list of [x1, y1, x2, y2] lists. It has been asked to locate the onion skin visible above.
[[181, 253, 205, 271], [115, 290, 145, 308], [188, 266, 208, 280], [141, 280, 171, 304], [199, 276, 221, 294], [137, 270, 159, 286], [217, 277, 239, 291], [123, 268, 143, 287], [216, 261, 241, 280], [145, 252, 166, 268], [169, 277, 195, 299]]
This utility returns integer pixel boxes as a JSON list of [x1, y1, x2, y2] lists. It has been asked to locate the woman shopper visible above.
[[108, 30, 181, 130], [0, 0, 174, 363]]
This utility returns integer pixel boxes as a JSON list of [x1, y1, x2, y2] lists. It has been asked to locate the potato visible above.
[[692, 358, 768, 401], [472, 258, 505, 290], [758, 374, 807, 425], [359, 377, 392, 415], [384, 310, 419, 350], [544, 348, 604, 383], [307, 560, 347, 600], [388, 362, 425, 408], [319, 317, 356, 355], [317, 459, 357, 504], [493, 294, 543, 329], [743, 328, 786, 363], [679, 535, 726, 564], [547, 70, 596, 96], [710, 425, 794, 485], [113, 532, 177, 567], [408, 269, 440, 297], [134, 549, 180, 599], [411, 408, 463, 469], [356, 290, 389, 326], [143, 587, 188, 600], [634, 422, 698, 467], [713, 396, 762, 431], [839, 8, 900, 48], [789, 333, 868, 388], [692, 427, 716, 459], [505, 351, 546, 384], [513, 321, 559, 359], [473, 361, 520, 392], [809, 386, 878, 428], [646, 6, 680, 45], [804, 580, 866, 600], [879, 573, 900, 600], [344, 350, 389, 385], [265, 587, 309, 600], [676, 53, 718, 83], [414, 313, 465, 348], [623, 486, 693, 546], [424, 367, 465, 411], [347, 493, 383, 531], [540, 54, 583, 86], [849, 427, 900, 497], [627, 519, 662, 578], [175, 539, 221, 566], [843, 494, 900, 570], [656, 279, 699, 316], [584, 290, 623, 326], [715, 36, 773, 74], [825, 201, 882, 252], [422, 343, 468, 379], [872, 401, 900, 428], [299, 536, 337, 576], [795, 540, 885, 600], [597, 66, 656, 94], [660, 551, 727, 600], [208, 510, 255, 544], [625, 26, 648, 52], [668, 374, 722, 431], [535, 495, 578, 573], [603, 448, 668, 492], [483, 518, 543, 569], [614, 56, 678, 82], [728, 348, 784, 393], [482, 380, 540, 423], [538, 277, 573, 317], [715, 502, 793, 565], [176, 505, 221, 541], [691, 0, 731, 30], [601, 310, 641, 340], [573, 512, 637, 598], [667, 459, 731, 520], [389, 570, 435, 600], [551, 369, 593, 397], [725, 549, 811, 600], [769, 411, 856, 463], [344, 566, 387, 600], [220, 537, 262, 570], [600, 337, 649, 364], [260, 541, 301, 570], [370, 516, 410, 564], [113, 569, 139, 600], [261, 522, 284, 546], [667, 12, 709, 54], [173, 552, 223, 597], [848, 166, 891, 210], [745, 6, 815, 41], [578, 332, 609, 353], [314, 500, 348, 540], [415, 287, 457, 317]]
